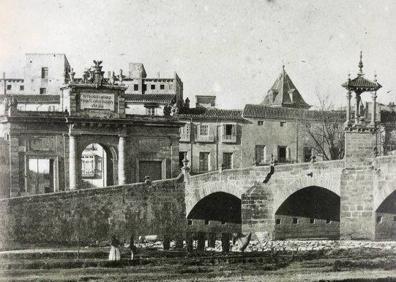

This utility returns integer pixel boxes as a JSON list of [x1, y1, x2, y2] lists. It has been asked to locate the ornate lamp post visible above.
[[342, 52, 381, 129]]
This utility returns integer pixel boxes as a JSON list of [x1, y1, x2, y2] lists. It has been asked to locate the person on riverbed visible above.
[[130, 235, 137, 261], [109, 235, 121, 261]]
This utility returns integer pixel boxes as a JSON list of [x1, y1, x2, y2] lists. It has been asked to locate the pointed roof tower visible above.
[[261, 66, 310, 109]]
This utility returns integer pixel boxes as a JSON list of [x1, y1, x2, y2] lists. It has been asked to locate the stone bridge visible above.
[[184, 150, 396, 241]]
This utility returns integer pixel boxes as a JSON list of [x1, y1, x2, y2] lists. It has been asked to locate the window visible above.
[[180, 124, 191, 141], [179, 151, 187, 167], [225, 124, 233, 135], [258, 120, 263, 126], [27, 158, 54, 194], [199, 124, 209, 136], [275, 218, 281, 225], [133, 84, 138, 91], [326, 219, 331, 224], [310, 218, 315, 224], [187, 219, 192, 225], [151, 84, 155, 90], [222, 124, 236, 142], [376, 216, 383, 224], [255, 145, 266, 165], [146, 107, 156, 115], [20, 85, 24, 91], [41, 67, 48, 79], [40, 88, 46, 95], [292, 218, 298, 224], [278, 146, 287, 163], [143, 84, 147, 91], [223, 153, 233, 170], [199, 152, 210, 172], [304, 147, 312, 162], [6, 85, 11, 90], [160, 84, 165, 90], [280, 121, 286, 127], [393, 216, 396, 222], [205, 220, 209, 225]]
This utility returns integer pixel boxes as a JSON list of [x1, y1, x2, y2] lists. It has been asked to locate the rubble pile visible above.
[[131, 239, 396, 253]]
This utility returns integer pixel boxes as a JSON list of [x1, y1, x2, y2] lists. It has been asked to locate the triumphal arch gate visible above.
[[0, 61, 181, 198]]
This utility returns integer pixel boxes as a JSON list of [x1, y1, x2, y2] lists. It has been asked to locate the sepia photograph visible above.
[[0, 0, 395, 281]]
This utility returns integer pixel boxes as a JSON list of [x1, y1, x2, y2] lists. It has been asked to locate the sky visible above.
[[0, 0, 395, 109]]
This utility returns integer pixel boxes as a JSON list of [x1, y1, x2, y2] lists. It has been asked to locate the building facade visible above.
[[178, 68, 345, 174], [0, 60, 181, 198]]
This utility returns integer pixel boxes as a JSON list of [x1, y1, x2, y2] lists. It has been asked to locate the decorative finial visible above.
[[358, 51, 364, 76], [348, 73, 351, 80], [282, 65, 285, 72], [374, 71, 377, 82]]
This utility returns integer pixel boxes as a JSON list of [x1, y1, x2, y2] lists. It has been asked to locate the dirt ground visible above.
[[0, 241, 395, 281]]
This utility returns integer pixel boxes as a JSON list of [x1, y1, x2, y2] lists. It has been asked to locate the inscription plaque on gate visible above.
[[80, 92, 115, 110]]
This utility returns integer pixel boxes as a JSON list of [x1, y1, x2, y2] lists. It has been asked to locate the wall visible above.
[[2, 113, 181, 198], [179, 122, 242, 174], [375, 212, 396, 240], [0, 79, 25, 95], [274, 215, 340, 240], [241, 118, 300, 166], [344, 130, 377, 167], [0, 139, 10, 198], [24, 54, 70, 95], [0, 178, 186, 250]]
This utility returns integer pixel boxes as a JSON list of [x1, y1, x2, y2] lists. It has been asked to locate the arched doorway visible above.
[[376, 190, 396, 240], [275, 186, 340, 240], [80, 143, 116, 188]]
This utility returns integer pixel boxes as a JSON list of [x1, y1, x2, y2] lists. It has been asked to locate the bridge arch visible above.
[[185, 173, 249, 216], [272, 171, 341, 214], [375, 190, 396, 240], [187, 192, 241, 224], [274, 186, 340, 239]]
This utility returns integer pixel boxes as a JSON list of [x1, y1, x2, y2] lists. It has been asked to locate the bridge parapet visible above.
[[185, 160, 345, 217]]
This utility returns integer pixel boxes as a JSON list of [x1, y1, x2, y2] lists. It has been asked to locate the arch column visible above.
[[69, 134, 77, 190], [355, 93, 361, 124], [346, 90, 352, 125], [118, 135, 126, 185]]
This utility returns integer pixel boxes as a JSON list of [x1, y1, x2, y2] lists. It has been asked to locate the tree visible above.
[[302, 93, 345, 161]]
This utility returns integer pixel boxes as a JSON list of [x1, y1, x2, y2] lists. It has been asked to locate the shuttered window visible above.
[[199, 152, 210, 172], [223, 153, 233, 169], [180, 123, 191, 142], [222, 123, 236, 143]]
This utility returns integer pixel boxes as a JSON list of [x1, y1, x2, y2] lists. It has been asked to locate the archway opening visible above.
[[275, 186, 340, 240], [375, 190, 396, 240], [80, 143, 114, 188], [188, 192, 241, 224]]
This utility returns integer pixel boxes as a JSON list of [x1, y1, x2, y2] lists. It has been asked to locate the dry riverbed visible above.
[[0, 240, 395, 281]]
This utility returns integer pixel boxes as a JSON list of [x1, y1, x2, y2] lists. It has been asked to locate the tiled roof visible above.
[[342, 75, 381, 92], [178, 107, 245, 122], [125, 94, 175, 104], [0, 95, 60, 104], [261, 67, 311, 109], [243, 104, 344, 121]]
